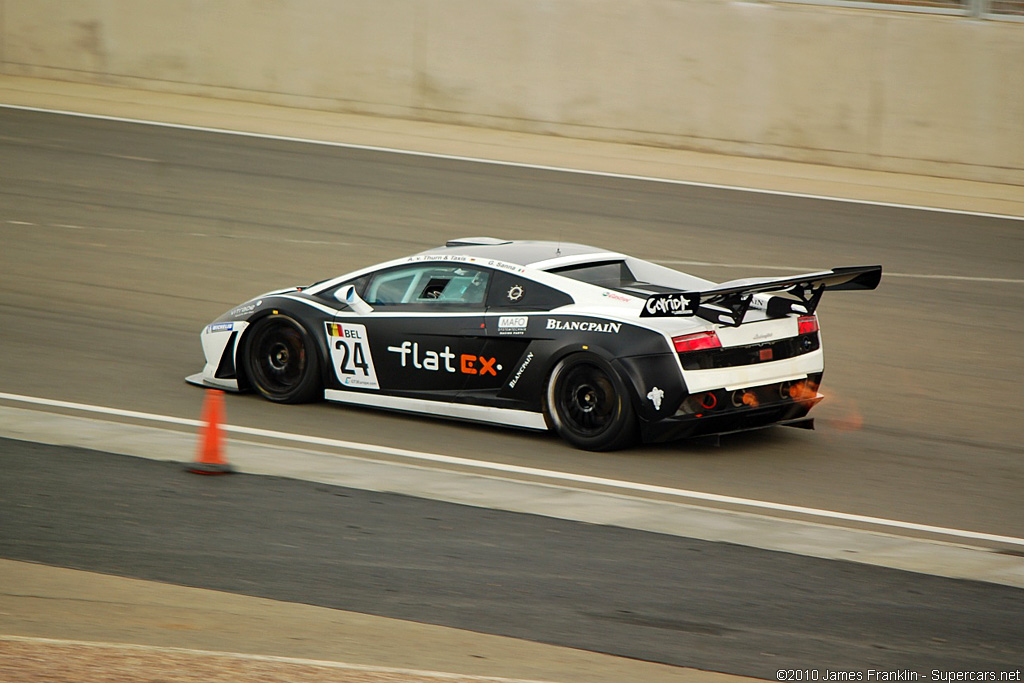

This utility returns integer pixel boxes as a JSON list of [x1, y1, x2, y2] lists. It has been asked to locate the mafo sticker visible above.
[[498, 316, 528, 335], [327, 322, 380, 389]]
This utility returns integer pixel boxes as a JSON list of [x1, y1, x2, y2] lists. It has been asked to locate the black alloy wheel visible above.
[[545, 354, 637, 451], [244, 315, 322, 404]]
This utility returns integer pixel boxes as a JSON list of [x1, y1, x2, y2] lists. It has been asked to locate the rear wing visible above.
[[640, 265, 882, 327]]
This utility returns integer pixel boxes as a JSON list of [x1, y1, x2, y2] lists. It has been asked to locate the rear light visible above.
[[798, 315, 819, 335], [673, 330, 722, 353]]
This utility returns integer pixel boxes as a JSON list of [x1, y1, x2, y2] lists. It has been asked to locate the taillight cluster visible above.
[[798, 315, 819, 335], [673, 317, 819, 365], [672, 330, 721, 353]]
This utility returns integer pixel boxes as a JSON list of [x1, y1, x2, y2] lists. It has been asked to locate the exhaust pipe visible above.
[[731, 390, 759, 408]]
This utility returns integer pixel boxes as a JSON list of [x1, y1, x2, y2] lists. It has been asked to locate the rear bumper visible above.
[[640, 375, 824, 443], [641, 398, 819, 443]]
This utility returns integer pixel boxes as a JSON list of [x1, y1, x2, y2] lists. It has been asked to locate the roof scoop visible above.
[[445, 236, 511, 247]]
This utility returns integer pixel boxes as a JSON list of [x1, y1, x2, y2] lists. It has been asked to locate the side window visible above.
[[549, 261, 633, 289], [364, 264, 490, 309], [487, 272, 574, 311], [369, 269, 418, 305]]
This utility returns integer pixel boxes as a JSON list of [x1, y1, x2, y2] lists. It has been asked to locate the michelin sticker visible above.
[[647, 386, 664, 411], [327, 322, 380, 390]]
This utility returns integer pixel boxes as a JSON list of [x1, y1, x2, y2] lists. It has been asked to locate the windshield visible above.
[[548, 258, 714, 295]]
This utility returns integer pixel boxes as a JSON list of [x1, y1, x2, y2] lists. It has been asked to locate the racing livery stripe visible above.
[[274, 294, 341, 315], [323, 389, 547, 430]]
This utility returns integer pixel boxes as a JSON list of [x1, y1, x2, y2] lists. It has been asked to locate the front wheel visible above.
[[243, 315, 322, 404], [544, 354, 638, 451]]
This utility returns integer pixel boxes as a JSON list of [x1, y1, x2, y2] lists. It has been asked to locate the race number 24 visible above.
[[327, 322, 380, 390], [336, 338, 369, 376]]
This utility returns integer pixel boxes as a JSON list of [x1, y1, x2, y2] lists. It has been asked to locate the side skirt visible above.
[[324, 389, 548, 431], [185, 373, 241, 392]]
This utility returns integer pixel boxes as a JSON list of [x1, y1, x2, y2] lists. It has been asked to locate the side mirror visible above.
[[335, 284, 374, 315]]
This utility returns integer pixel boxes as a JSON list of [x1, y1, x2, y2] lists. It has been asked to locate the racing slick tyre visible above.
[[243, 314, 322, 404], [545, 354, 638, 451]]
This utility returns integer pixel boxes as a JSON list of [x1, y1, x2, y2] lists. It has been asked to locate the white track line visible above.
[[2, 391, 1022, 549], [0, 636, 544, 682], [2, 103, 1021, 222]]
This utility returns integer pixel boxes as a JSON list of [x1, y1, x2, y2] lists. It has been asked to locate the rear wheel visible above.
[[243, 315, 322, 403], [545, 354, 638, 451]]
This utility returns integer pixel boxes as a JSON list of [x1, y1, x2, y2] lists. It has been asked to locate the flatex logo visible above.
[[387, 341, 502, 376], [387, 341, 455, 372]]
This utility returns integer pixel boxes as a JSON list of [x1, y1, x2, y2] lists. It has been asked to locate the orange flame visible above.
[[819, 391, 864, 432], [788, 381, 818, 401]]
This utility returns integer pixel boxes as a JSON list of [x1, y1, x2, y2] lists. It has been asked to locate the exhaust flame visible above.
[[820, 391, 864, 432], [788, 381, 818, 401]]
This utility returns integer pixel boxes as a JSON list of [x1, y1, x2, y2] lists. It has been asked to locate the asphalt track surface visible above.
[[2, 107, 1022, 536], [2, 106, 1023, 675], [3, 438, 1023, 677]]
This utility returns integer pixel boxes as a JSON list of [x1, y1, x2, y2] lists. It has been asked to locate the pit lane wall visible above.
[[2, 0, 1022, 185]]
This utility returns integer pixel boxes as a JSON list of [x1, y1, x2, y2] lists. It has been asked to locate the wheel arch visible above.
[[540, 346, 641, 450], [538, 343, 644, 417], [234, 305, 334, 394]]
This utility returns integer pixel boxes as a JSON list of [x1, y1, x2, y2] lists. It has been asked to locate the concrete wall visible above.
[[2, 0, 1022, 184]]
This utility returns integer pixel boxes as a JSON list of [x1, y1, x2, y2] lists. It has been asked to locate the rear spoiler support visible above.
[[640, 265, 882, 327]]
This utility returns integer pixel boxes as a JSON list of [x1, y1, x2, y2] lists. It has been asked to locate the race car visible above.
[[187, 238, 881, 450]]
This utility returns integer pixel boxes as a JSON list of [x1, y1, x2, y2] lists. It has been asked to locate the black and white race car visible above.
[[187, 238, 880, 450]]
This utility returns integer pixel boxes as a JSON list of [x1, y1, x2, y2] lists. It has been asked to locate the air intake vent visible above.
[[445, 236, 512, 247]]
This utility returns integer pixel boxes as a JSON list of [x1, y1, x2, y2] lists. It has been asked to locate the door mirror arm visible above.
[[335, 284, 374, 315]]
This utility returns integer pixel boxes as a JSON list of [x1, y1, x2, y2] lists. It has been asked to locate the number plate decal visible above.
[[327, 322, 380, 390]]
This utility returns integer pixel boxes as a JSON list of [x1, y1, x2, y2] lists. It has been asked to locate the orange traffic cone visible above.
[[187, 389, 234, 474]]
